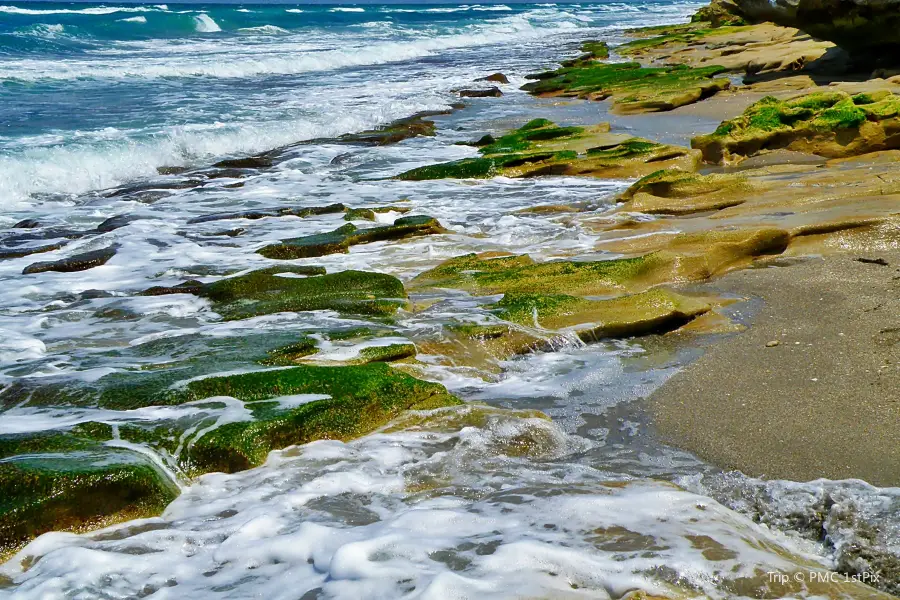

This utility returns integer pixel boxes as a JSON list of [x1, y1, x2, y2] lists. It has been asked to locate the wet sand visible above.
[[652, 251, 900, 485]]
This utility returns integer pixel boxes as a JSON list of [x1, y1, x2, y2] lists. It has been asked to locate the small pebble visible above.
[[765, 340, 780, 347]]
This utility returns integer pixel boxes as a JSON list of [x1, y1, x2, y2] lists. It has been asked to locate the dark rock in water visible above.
[[12, 219, 40, 229], [79, 289, 114, 300], [0, 242, 67, 261], [458, 87, 503, 98], [212, 154, 275, 170], [214, 228, 246, 237], [197, 267, 406, 319], [223, 181, 245, 189], [343, 206, 411, 221], [336, 113, 439, 146], [157, 166, 189, 175], [106, 179, 205, 198], [139, 279, 206, 296], [524, 70, 562, 81], [460, 134, 496, 148], [258, 215, 446, 260], [476, 72, 510, 84], [23, 246, 117, 275], [199, 168, 250, 180], [0, 449, 179, 555], [731, 0, 900, 63], [187, 202, 346, 225], [96, 214, 140, 233]]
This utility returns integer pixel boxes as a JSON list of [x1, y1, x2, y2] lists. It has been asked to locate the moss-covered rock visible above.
[[414, 322, 545, 374], [22, 246, 117, 275], [692, 91, 900, 163], [396, 120, 697, 181], [691, 0, 748, 27], [260, 337, 319, 365], [521, 61, 731, 114], [335, 111, 442, 145], [617, 24, 748, 56], [559, 40, 610, 68], [618, 169, 753, 214], [494, 289, 711, 341], [179, 363, 461, 474], [187, 203, 346, 225], [198, 268, 408, 320], [344, 206, 411, 221], [258, 215, 446, 260], [0, 425, 111, 461], [0, 449, 178, 556], [355, 343, 417, 363], [409, 252, 660, 296]]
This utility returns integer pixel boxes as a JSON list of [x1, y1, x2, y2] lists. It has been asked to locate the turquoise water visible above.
[[0, 1, 690, 205]]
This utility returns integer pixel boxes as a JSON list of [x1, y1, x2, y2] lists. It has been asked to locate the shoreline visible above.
[[651, 252, 900, 486]]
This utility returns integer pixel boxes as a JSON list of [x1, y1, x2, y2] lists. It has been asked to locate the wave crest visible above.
[[193, 14, 221, 33]]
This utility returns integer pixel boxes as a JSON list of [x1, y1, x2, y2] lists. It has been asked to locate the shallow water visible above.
[[1, 2, 898, 598]]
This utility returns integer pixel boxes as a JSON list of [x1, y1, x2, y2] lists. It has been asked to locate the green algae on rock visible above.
[[344, 206, 411, 221], [333, 110, 448, 146], [616, 24, 749, 56], [618, 169, 752, 214], [559, 40, 610, 67], [692, 90, 900, 164], [258, 215, 446, 260], [691, 0, 747, 27], [396, 120, 698, 181], [199, 268, 408, 320], [0, 449, 179, 556], [521, 61, 731, 114], [260, 337, 320, 365], [179, 363, 461, 474], [409, 252, 660, 296], [355, 343, 417, 363], [494, 288, 711, 341]]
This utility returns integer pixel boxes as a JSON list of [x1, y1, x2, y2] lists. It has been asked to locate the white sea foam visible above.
[[330, 7, 365, 12], [193, 14, 221, 33], [0, 91, 450, 205], [0, 4, 157, 15], [0, 408, 855, 599], [118, 16, 147, 24], [14, 23, 66, 38], [284, 8, 304, 13], [1, 14, 581, 82], [238, 25, 290, 35]]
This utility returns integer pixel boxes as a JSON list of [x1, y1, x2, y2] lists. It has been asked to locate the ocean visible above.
[[0, 2, 898, 598]]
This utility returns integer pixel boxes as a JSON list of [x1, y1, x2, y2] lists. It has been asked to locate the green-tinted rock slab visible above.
[[179, 363, 461, 474], [0, 450, 178, 556], [410, 252, 659, 296], [692, 90, 900, 163], [396, 120, 696, 181], [521, 62, 730, 114], [495, 288, 711, 341], [257, 215, 446, 260], [198, 268, 408, 320]]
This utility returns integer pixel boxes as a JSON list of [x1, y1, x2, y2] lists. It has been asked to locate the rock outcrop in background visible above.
[[730, 0, 900, 65]]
